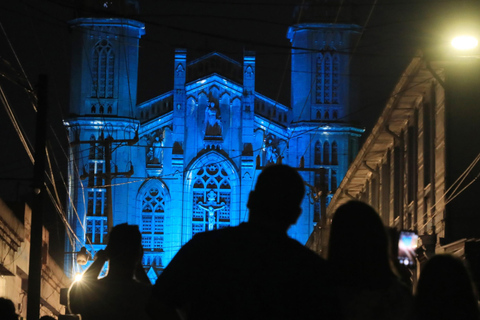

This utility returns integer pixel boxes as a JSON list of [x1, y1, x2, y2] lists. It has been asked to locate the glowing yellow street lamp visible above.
[[451, 35, 478, 50]]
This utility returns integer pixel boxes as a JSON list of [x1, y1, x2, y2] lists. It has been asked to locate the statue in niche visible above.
[[197, 190, 226, 231], [204, 98, 222, 137], [153, 137, 162, 162], [145, 131, 163, 165], [264, 136, 279, 164]]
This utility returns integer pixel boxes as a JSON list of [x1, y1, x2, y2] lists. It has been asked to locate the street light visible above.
[[451, 35, 478, 50]]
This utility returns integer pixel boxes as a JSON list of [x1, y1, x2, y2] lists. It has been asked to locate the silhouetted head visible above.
[[39, 316, 56, 320], [328, 200, 394, 288], [415, 254, 479, 320], [0, 298, 18, 320], [106, 223, 143, 265], [247, 164, 305, 230]]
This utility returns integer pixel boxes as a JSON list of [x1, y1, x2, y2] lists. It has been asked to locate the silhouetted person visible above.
[[0, 298, 18, 320], [39, 316, 56, 320], [414, 254, 479, 320], [328, 201, 413, 320], [68, 223, 152, 320], [148, 164, 341, 320]]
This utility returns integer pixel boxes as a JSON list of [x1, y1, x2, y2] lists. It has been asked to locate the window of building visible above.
[[333, 110, 338, 119], [325, 53, 332, 103], [332, 54, 339, 104], [315, 54, 324, 104], [86, 217, 107, 244], [88, 161, 104, 187], [141, 187, 166, 251], [331, 170, 337, 192], [192, 163, 231, 236], [92, 40, 115, 98], [314, 141, 322, 165], [323, 141, 330, 165], [87, 190, 106, 216], [331, 141, 338, 165], [316, 52, 339, 105]]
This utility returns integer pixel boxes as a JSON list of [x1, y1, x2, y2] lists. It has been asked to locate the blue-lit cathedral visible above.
[[64, 0, 363, 281]]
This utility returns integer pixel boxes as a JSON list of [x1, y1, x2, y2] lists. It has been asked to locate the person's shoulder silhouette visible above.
[[414, 254, 479, 320], [68, 223, 151, 320], [148, 164, 340, 320]]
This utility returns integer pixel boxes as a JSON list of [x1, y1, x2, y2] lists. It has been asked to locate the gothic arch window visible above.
[[316, 110, 321, 119], [331, 170, 338, 192], [332, 141, 338, 165], [323, 141, 330, 165], [324, 53, 332, 104], [332, 54, 340, 104], [316, 52, 339, 105], [333, 110, 338, 120], [140, 186, 166, 251], [91, 40, 115, 98], [325, 111, 330, 120], [314, 141, 322, 165], [192, 163, 231, 236], [315, 54, 324, 104], [89, 135, 96, 160]]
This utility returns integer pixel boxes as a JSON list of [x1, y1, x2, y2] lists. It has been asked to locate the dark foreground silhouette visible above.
[[414, 254, 479, 320], [328, 201, 413, 320], [0, 298, 18, 320], [148, 164, 342, 320], [68, 223, 152, 320]]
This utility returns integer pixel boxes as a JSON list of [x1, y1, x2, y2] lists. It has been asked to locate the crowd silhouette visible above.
[[2, 165, 479, 319]]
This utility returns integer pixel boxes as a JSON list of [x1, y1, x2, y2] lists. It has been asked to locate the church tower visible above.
[[287, 0, 363, 245], [64, 0, 144, 276]]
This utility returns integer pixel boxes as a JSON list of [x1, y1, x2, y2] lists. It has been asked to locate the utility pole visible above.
[[26, 74, 48, 320], [75, 133, 136, 233]]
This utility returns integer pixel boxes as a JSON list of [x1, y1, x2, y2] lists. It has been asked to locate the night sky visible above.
[[0, 0, 477, 264]]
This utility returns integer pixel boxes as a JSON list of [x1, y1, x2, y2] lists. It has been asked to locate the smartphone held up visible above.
[[398, 230, 418, 268]]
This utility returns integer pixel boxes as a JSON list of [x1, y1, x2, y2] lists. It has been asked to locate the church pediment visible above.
[[187, 52, 243, 84]]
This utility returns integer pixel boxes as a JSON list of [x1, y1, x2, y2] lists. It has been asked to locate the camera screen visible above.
[[398, 231, 418, 268]]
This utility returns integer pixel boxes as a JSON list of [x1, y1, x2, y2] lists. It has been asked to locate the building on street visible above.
[[0, 199, 70, 318]]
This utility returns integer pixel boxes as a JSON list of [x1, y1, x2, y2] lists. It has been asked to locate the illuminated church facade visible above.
[[64, 1, 363, 281]]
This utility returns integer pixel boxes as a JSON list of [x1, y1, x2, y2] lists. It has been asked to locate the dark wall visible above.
[[444, 60, 480, 242]]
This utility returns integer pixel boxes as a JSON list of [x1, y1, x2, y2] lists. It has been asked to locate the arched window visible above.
[[323, 141, 330, 165], [324, 53, 332, 104], [315, 54, 324, 104], [331, 170, 338, 192], [324, 111, 330, 120], [316, 111, 321, 119], [315, 52, 339, 105], [314, 141, 322, 165], [89, 135, 96, 160], [333, 110, 338, 120], [332, 141, 338, 165], [332, 54, 339, 104], [92, 40, 115, 98], [141, 187, 165, 251], [192, 163, 231, 236]]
